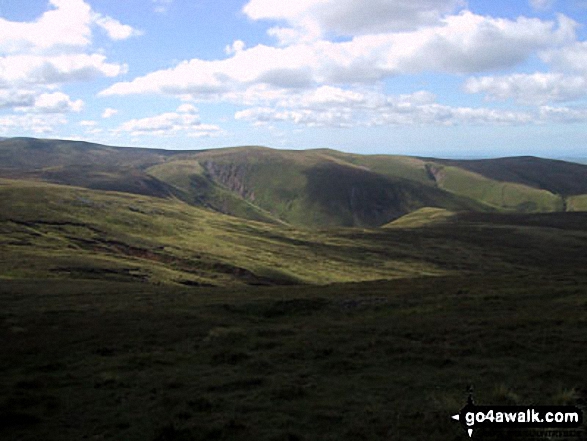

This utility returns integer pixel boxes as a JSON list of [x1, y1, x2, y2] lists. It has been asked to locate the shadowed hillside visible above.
[[435, 156, 587, 196], [1, 137, 587, 228]]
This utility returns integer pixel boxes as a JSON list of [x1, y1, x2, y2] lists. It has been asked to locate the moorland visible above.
[[1, 137, 586, 440]]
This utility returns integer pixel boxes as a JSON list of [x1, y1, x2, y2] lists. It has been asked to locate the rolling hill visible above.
[[2, 137, 586, 229], [2, 138, 587, 440]]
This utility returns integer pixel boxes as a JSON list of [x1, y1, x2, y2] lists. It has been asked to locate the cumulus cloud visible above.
[[92, 13, 143, 40], [0, 113, 67, 135], [243, 0, 466, 37], [102, 107, 118, 118], [465, 73, 587, 104], [115, 105, 222, 137], [0, 0, 140, 54], [0, 0, 93, 53], [98, 6, 586, 135], [225, 40, 246, 55], [0, 90, 36, 109], [0, 54, 126, 86], [29, 92, 84, 113], [176, 103, 198, 113], [464, 33, 587, 105], [538, 105, 587, 123], [541, 41, 587, 73], [232, 83, 587, 128], [6, 91, 83, 113], [101, 12, 575, 101], [234, 86, 538, 128], [0, 0, 136, 116]]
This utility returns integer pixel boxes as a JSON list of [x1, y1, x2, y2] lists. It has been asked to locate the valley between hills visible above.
[[1, 137, 586, 440]]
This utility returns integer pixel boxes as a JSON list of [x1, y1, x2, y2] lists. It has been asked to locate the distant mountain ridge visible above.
[[1, 137, 586, 227]]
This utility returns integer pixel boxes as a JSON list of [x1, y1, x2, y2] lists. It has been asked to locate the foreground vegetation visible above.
[[1, 272, 586, 440]]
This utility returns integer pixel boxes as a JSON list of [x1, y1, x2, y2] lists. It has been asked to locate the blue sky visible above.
[[1, 0, 587, 157]]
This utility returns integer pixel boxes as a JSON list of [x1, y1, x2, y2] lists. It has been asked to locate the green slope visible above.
[[2, 137, 587, 229], [567, 194, 587, 211], [0, 179, 447, 286], [190, 147, 487, 227], [146, 159, 282, 224], [0, 137, 170, 170], [426, 164, 564, 212], [435, 156, 587, 196], [3, 177, 587, 288], [383, 207, 457, 228]]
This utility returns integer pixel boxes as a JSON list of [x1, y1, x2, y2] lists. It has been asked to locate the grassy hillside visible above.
[[3, 177, 587, 288], [0, 137, 170, 170], [0, 178, 451, 286], [383, 207, 457, 228], [2, 212, 587, 440], [436, 156, 587, 195], [189, 147, 487, 227], [427, 164, 564, 212], [567, 194, 587, 211], [2, 138, 587, 228], [145, 159, 281, 224]]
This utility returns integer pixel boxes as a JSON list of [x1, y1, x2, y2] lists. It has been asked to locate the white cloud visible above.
[[233, 84, 587, 128], [235, 106, 355, 128], [0, 113, 67, 135], [115, 105, 222, 137], [28, 92, 84, 113], [235, 98, 587, 128], [0, 0, 141, 53], [100, 12, 575, 101], [6, 91, 83, 114], [0, 54, 126, 86], [465, 73, 587, 104], [541, 41, 587, 73], [0, 0, 92, 53], [92, 13, 143, 40], [98, 8, 584, 134], [0, 90, 36, 109], [0, 0, 135, 121], [176, 103, 198, 113], [243, 0, 466, 37], [80, 120, 97, 126], [102, 107, 118, 118], [464, 35, 587, 105], [234, 87, 537, 128], [225, 40, 246, 55], [538, 105, 587, 123]]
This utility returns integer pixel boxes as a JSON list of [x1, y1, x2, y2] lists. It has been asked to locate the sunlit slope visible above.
[[426, 164, 565, 212], [315, 149, 433, 183], [2, 138, 587, 228], [145, 159, 282, 224], [436, 156, 587, 196], [0, 179, 447, 286], [383, 207, 457, 228], [185, 147, 487, 227], [567, 194, 587, 211], [3, 178, 587, 288]]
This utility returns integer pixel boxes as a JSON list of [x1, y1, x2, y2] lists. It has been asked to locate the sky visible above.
[[1, 0, 587, 158]]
